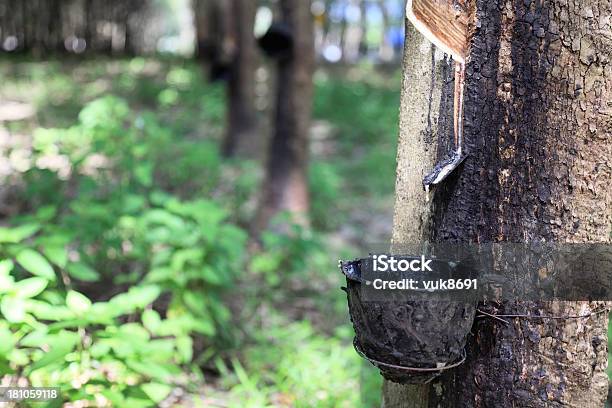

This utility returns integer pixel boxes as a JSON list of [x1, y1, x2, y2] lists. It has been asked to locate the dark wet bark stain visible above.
[[414, 0, 610, 406]]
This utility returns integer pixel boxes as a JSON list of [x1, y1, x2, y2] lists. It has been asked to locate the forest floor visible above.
[[0, 56, 401, 407]]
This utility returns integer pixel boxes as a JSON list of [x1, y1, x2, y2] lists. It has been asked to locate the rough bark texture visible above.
[[384, 0, 611, 406], [256, 0, 314, 230], [382, 21, 456, 408], [222, 0, 258, 157]]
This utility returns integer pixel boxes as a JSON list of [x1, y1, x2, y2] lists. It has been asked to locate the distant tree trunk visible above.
[[377, 0, 393, 61], [339, 9, 348, 62], [358, 0, 368, 56], [193, 0, 219, 61], [20, 0, 29, 51], [222, 0, 258, 157], [84, 0, 94, 51], [382, 0, 610, 407], [0, 0, 147, 55], [50, 0, 64, 52], [255, 0, 314, 230], [123, 9, 133, 55]]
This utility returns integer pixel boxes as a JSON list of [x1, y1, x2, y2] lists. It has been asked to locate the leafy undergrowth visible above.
[[199, 320, 381, 408], [0, 57, 395, 407]]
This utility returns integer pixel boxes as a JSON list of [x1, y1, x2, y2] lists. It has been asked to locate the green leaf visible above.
[[134, 163, 154, 187], [192, 319, 215, 336], [119, 323, 150, 342], [26, 331, 78, 373], [13, 277, 48, 298], [125, 360, 173, 381], [100, 389, 125, 406], [19, 329, 50, 347], [183, 291, 205, 313], [0, 297, 26, 323], [27, 300, 73, 321], [144, 209, 184, 230], [122, 397, 153, 408], [142, 309, 161, 333], [90, 341, 112, 358], [35, 205, 57, 221], [0, 224, 40, 243], [0, 274, 14, 293], [176, 336, 193, 363], [142, 340, 175, 361], [170, 248, 203, 272], [8, 349, 28, 366], [0, 325, 15, 354], [66, 290, 92, 314], [107, 285, 161, 316], [145, 267, 173, 283], [251, 253, 281, 274], [141, 382, 172, 404], [201, 266, 222, 285], [47, 318, 89, 331], [0, 260, 14, 276], [0, 261, 15, 294], [42, 245, 67, 268], [67, 262, 100, 282], [88, 302, 121, 322], [129, 285, 161, 309], [16, 249, 56, 281]]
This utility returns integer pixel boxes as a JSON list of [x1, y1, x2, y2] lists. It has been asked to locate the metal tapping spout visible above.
[[406, 0, 473, 192]]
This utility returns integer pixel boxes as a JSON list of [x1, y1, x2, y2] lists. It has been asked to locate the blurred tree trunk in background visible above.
[[383, 1, 610, 406], [193, 0, 223, 62], [339, 9, 348, 62], [0, 0, 148, 55], [255, 0, 314, 231], [377, 0, 393, 61], [222, 0, 257, 157], [358, 0, 367, 56], [193, 0, 232, 81], [193, 0, 257, 157]]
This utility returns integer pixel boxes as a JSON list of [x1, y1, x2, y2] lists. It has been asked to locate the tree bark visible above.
[[382, 21, 451, 408], [222, 0, 258, 157], [2, 0, 147, 55], [384, 0, 610, 406], [255, 0, 314, 230], [193, 0, 220, 61]]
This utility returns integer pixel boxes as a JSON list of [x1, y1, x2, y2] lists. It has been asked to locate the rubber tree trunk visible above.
[[383, 0, 611, 406], [222, 0, 258, 157], [4, 0, 148, 55], [256, 0, 315, 230], [193, 0, 212, 60], [193, 0, 224, 62]]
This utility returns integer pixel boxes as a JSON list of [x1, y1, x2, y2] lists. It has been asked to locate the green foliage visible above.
[[0, 58, 405, 406], [124, 195, 247, 340], [0, 92, 247, 406], [313, 75, 399, 196], [309, 161, 344, 230], [0, 225, 185, 406], [213, 320, 382, 408], [250, 219, 327, 290]]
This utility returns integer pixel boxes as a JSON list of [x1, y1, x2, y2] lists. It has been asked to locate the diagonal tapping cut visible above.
[[406, 0, 472, 193]]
